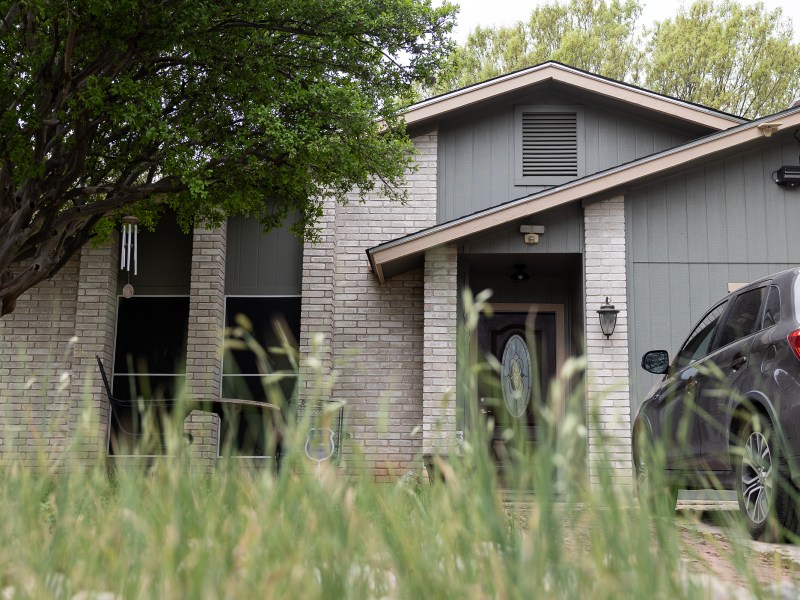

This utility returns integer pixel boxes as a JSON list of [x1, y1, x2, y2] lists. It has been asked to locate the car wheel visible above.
[[734, 414, 799, 541], [634, 428, 677, 513]]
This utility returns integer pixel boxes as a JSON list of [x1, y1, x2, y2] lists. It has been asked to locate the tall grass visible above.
[[0, 294, 777, 599]]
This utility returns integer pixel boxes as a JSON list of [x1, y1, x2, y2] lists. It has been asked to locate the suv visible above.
[[633, 268, 800, 540]]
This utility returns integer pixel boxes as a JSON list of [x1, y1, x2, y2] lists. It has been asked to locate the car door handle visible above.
[[730, 355, 747, 371]]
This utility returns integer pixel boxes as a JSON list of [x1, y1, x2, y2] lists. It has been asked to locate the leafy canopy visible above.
[[432, 0, 800, 120], [0, 0, 455, 315]]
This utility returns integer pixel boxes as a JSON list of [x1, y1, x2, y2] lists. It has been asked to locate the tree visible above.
[[431, 0, 643, 94], [644, 0, 800, 118], [434, 0, 800, 121], [0, 0, 455, 316]]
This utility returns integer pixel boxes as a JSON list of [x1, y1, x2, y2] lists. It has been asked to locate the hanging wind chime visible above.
[[120, 216, 139, 298]]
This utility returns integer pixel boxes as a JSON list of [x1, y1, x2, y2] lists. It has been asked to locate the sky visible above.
[[451, 0, 800, 43]]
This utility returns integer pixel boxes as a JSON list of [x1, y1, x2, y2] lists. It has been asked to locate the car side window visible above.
[[675, 301, 728, 370], [715, 287, 767, 348], [761, 285, 780, 329]]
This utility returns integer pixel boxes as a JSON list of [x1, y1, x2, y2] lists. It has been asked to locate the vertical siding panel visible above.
[[635, 125, 655, 159], [646, 183, 668, 260], [688, 263, 711, 325], [705, 164, 728, 263], [584, 107, 599, 175], [617, 117, 637, 164], [238, 218, 260, 286], [666, 175, 688, 263], [628, 188, 649, 263], [473, 117, 493, 212], [225, 217, 242, 292], [761, 146, 788, 263], [648, 263, 672, 355], [708, 264, 730, 302], [743, 149, 768, 263], [724, 156, 747, 263], [685, 167, 709, 263], [454, 126, 475, 216], [779, 139, 800, 263], [668, 263, 691, 354], [491, 110, 511, 209], [597, 114, 619, 171]]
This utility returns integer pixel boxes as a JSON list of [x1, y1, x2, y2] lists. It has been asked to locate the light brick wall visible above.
[[300, 130, 438, 480], [0, 257, 80, 467], [584, 195, 632, 487], [422, 244, 458, 456], [69, 240, 119, 464], [299, 197, 337, 393], [184, 225, 227, 470]]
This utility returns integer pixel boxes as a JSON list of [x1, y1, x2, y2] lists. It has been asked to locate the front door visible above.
[[477, 307, 561, 478]]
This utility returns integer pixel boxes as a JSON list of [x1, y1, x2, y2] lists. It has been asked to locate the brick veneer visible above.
[[299, 130, 439, 479], [184, 224, 227, 469], [583, 195, 632, 486], [68, 239, 119, 464], [422, 244, 458, 456], [0, 257, 80, 467]]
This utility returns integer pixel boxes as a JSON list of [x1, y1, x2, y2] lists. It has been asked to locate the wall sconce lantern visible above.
[[597, 297, 619, 339]]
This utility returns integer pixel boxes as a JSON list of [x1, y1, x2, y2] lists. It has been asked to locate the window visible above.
[[222, 296, 301, 457], [716, 287, 767, 348], [762, 285, 781, 329], [111, 296, 189, 455], [675, 301, 728, 370], [515, 105, 584, 186], [113, 296, 189, 400]]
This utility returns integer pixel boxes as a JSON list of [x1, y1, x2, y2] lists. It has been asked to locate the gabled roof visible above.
[[368, 107, 799, 283], [403, 61, 746, 132]]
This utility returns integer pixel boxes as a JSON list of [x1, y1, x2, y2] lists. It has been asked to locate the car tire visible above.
[[634, 427, 678, 513], [734, 413, 800, 541]]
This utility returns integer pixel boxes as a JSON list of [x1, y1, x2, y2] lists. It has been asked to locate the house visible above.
[[2, 61, 799, 483]]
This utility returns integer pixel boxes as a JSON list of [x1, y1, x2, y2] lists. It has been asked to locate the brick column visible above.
[[184, 224, 227, 470], [422, 244, 458, 456], [68, 239, 119, 466], [299, 197, 336, 398], [584, 196, 632, 487]]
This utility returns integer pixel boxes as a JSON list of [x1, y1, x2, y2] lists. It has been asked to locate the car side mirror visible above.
[[642, 350, 670, 375]]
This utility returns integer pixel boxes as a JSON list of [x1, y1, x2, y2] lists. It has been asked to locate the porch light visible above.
[[597, 297, 619, 339], [510, 264, 529, 281]]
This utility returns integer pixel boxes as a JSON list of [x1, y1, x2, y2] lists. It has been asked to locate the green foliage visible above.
[[431, 0, 643, 94], [0, 0, 456, 315], [433, 0, 800, 121], [644, 0, 800, 118]]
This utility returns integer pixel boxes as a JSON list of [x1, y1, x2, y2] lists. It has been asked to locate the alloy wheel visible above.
[[740, 430, 773, 525]]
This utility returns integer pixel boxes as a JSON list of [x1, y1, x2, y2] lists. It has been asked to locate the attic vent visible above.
[[521, 112, 578, 178], [515, 105, 584, 186]]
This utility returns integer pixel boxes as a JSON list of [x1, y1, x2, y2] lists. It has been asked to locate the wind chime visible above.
[[120, 216, 139, 298]]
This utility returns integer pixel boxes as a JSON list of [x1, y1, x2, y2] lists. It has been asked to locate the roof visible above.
[[368, 107, 800, 283], [402, 61, 747, 132]]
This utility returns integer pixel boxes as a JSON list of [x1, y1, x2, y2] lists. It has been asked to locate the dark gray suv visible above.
[[633, 268, 800, 540]]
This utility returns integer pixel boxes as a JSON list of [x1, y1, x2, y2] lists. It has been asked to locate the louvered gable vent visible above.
[[521, 112, 578, 178]]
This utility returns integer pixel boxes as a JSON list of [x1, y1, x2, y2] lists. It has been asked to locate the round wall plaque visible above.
[[501, 334, 532, 419]]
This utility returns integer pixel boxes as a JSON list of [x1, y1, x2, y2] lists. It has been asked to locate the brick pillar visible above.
[[184, 224, 227, 470], [68, 239, 119, 466], [299, 197, 336, 398], [422, 244, 458, 456], [584, 196, 632, 487]]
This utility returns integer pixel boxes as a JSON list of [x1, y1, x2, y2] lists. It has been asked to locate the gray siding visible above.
[[462, 203, 583, 255], [116, 213, 192, 296], [627, 136, 800, 411], [438, 89, 695, 223], [225, 216, 303, 296]]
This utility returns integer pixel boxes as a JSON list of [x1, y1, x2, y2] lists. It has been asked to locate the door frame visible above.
[[470, 302, 568, 424]]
